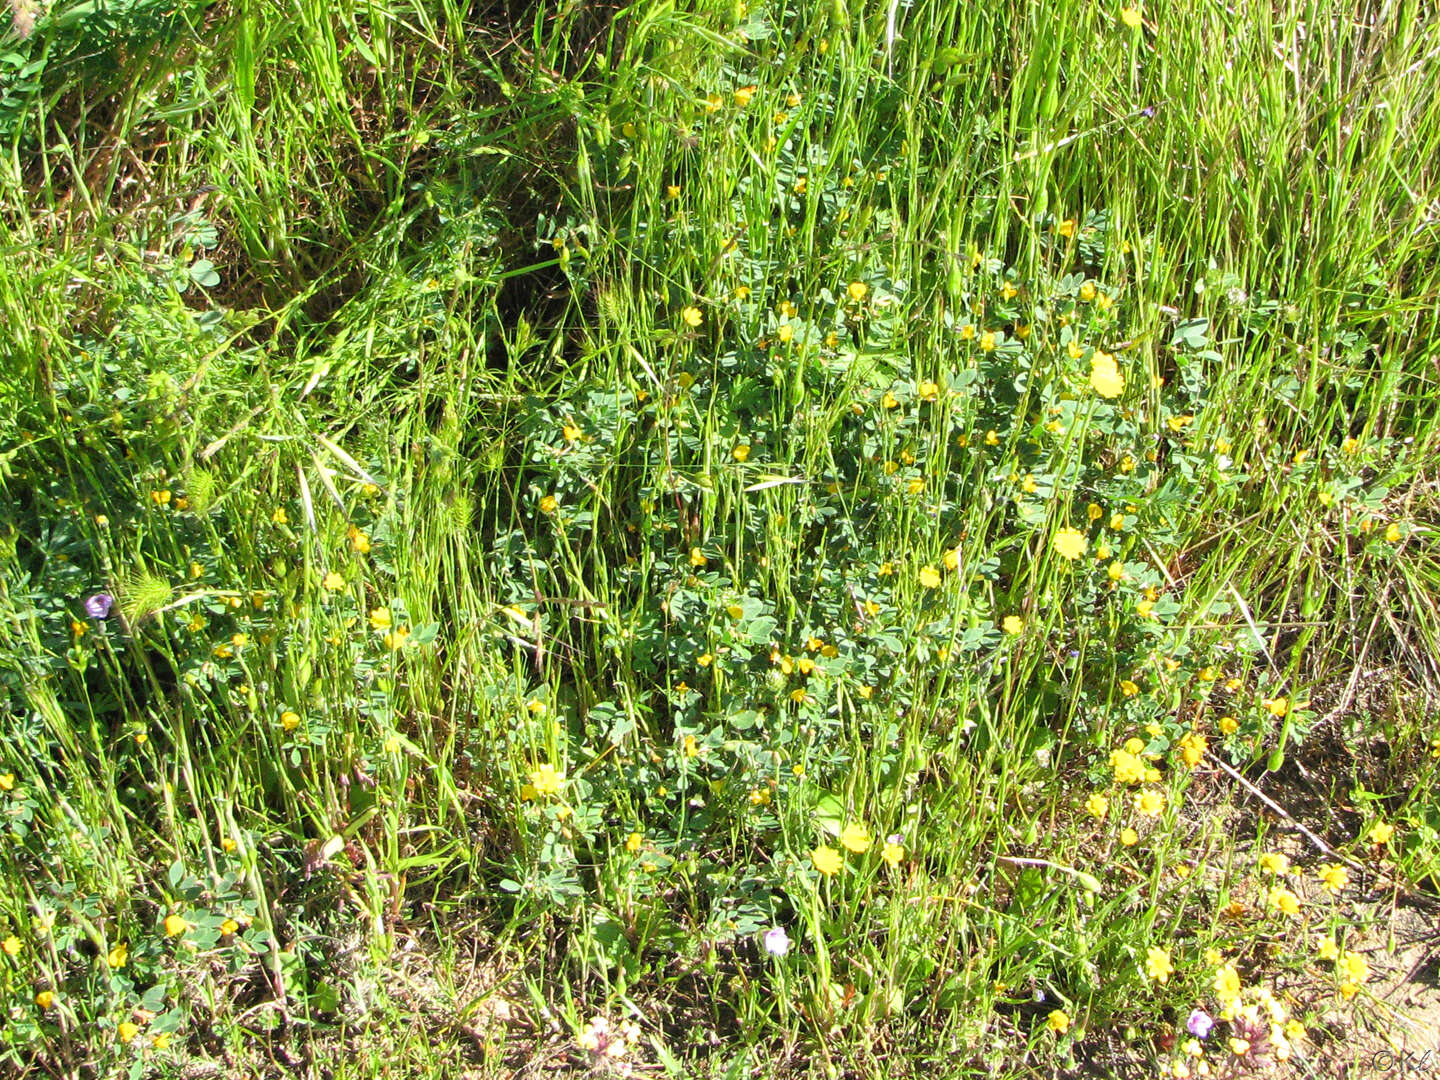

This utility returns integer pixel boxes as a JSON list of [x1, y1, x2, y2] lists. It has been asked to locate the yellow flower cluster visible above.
[[811, 822, 904, 876], [1089, 351, 1124, 398], [1109, 747, 1147, 784], [522, 763, 565, 801]]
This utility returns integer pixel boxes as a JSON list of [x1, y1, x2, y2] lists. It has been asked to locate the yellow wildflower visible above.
[[1214, 962, 1242, 1002], [1090, 353, 1125, 398], [1317, 864, 1349, 894], [1267, 885, 1301, 916], [1053, 528, 1088, 561], [1177, 731, 1207, 767], [838, 823, 872, 853], [1109, 748, 1146, 784], [1339, 950, 1369, 985], [1167, 414, 1194, 433], [1135, 789, 1165, 817], [528, 763, 564, 796], [1258, 852, 1290, 875], [1145, 946, 1173, 983]]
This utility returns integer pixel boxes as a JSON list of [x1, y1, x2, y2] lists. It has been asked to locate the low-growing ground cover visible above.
[[2, 0, 1439, 1076]]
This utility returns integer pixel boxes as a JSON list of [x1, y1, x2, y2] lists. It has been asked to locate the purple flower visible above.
[[763, 927, 791, 957], [84, 593, 114, 619], [1186, 1009, 1214, 1038]]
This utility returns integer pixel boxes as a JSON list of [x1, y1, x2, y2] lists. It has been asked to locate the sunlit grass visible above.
[[2, 0, 1438, 1075]]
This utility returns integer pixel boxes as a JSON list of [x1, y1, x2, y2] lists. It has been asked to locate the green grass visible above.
[[2, 0, 1439, 1076]]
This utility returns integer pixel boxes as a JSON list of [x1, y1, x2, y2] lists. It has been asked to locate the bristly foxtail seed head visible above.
[[121, 571, 174, 625], [185, 467, 218, 513], [443, 494, 474, 535]]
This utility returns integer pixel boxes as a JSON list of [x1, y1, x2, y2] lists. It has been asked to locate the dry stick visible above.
[[198, 403, 266, 461], [1206, 752, 1440, 913]]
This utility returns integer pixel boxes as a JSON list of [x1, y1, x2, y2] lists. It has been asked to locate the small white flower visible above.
[[763, 927, 791, 956]]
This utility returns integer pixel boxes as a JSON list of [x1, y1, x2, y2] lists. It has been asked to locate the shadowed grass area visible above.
[[2, 0, 1438, 1076]]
